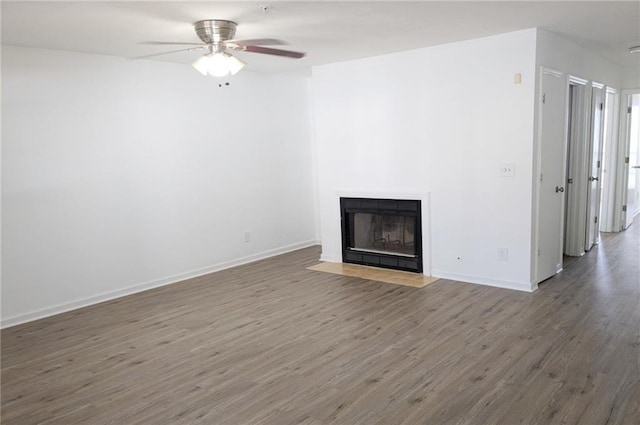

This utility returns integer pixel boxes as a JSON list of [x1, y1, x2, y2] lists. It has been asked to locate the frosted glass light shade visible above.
[[191, 53, 246, 77], [227, 55, 246, 75], [192, 55, 212, 75], [208, 53, 230, 77]]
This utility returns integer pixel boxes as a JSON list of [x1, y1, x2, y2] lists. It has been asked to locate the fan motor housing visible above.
[[195, 20, 237, 44]]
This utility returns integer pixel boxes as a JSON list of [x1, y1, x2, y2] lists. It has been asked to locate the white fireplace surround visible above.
[[320, 190, 432, 277]]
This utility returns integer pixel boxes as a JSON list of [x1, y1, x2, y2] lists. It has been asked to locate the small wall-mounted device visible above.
[[499, 163, 516, 177]]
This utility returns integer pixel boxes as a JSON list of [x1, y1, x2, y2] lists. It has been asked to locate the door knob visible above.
[[589, 176, 599, 182], [555, 186, 565, 193]]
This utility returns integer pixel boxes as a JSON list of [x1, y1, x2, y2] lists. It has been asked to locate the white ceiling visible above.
[[2, 1, 639, 76]]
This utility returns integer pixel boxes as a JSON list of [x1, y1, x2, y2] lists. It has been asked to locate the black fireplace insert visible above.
[[340, 197, 422, 273]]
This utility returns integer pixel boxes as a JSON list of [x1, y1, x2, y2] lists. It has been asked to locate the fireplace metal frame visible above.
[[340, 197, 423, 273]]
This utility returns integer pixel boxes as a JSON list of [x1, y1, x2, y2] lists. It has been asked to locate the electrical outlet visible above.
[[243, 231, 251, 243], [497, 248, 509, 261]]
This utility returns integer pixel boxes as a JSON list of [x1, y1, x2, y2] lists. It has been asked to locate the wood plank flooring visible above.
[[2, 224, 639, 424]]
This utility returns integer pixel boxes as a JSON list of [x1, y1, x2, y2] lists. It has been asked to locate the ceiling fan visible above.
[[139, 20, 305, 77]]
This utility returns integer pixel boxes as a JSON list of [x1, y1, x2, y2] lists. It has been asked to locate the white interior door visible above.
[[563, 81, 587, 256], [625, 93, 640, 227], [599, 89, 619, 232], [536, 69, 567, 283], [585, 85, 605, 250]]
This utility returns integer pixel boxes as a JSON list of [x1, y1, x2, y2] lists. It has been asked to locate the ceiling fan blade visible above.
[[141, 41, 205, 46], [225, 38, 286, 47], [130, 46, 206, 60], [240, 45, 305, 59]]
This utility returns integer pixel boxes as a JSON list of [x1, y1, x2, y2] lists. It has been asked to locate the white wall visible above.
[[2, 45, 316, 326], [536, 30, 623, 88], [621, 70, 640, 90], [312, 29, 538, 291]]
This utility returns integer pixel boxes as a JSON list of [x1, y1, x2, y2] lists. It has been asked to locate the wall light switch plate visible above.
[[499, 163, 515, 177], [497, 248, 509, 261]]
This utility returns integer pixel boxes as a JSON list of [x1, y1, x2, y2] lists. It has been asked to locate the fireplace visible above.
[[340, 197, 422, 273]]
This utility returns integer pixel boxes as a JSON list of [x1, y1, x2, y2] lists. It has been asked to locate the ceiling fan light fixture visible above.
[[148, 19, 305, 75], [191, 52, 246, 77]]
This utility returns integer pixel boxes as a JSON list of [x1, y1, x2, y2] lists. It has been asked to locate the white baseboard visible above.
[[1, 240, 320, 329], [431, 269, 534, 292], [319, 254, 341, 263]]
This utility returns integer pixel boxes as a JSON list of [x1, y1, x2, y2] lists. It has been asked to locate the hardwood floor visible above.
[[2, 224, 639, 424]]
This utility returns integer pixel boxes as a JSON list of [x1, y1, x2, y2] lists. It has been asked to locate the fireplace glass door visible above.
[[340, 197, 422, 273], [352, 213, 415, 257]]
